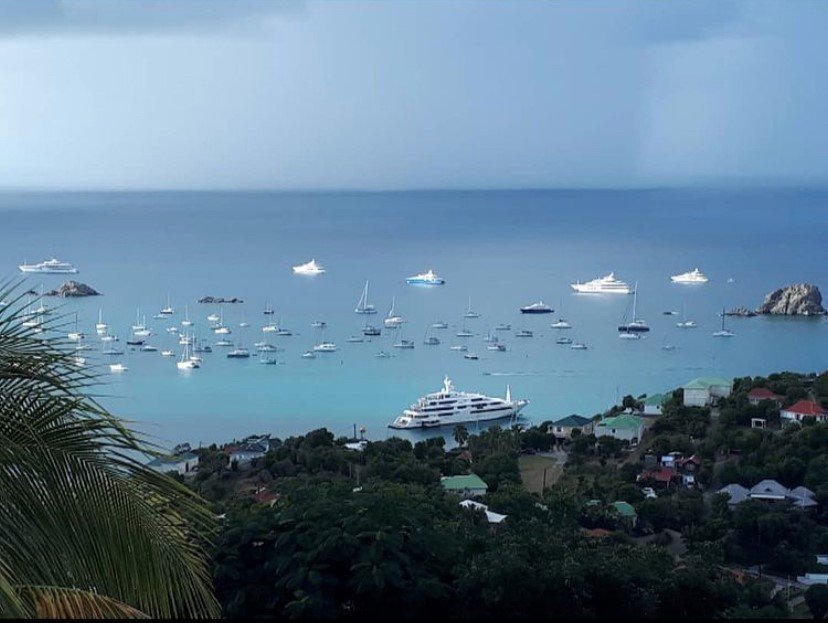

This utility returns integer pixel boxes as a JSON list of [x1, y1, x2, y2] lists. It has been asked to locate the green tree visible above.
[[806, 584, 828, 620], [0, 284, 218, 618], [453, 424, 469, 447]]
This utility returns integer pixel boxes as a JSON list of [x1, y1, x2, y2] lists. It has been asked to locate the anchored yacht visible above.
[[520, 301, 553, 314], [406, 269, 445, 286], [671, 268, 708, 284], [388, 376, 527, 429], [355, 280, 377, 314], [19, 258, 78, 274], [293, 259, 325, 275], [571, 273, 631, 294], [384, 297, 405, 328]]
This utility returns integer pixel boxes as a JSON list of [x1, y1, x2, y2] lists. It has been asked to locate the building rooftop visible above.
[[553, 414, 592, 428], [441, 473, 488, 492], [784, 400, 825, 416], [747, 387, 780, 400], [459, 499, 507, 524], [643, 393, 668, 406], [611, 501, 637, 518], [683, 377, 732, 390], [596, 413, 645, 430], [718, 484, 750, 504]]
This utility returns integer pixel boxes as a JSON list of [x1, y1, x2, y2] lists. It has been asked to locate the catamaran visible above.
[[181, 305, 194, 327], [177, 343, 200, 370], [676, 302, 697, 329], [713, 307, 735, 337], [617, 282, 649, 333], [464, 297, 481, 319], [355, 280, 378, 314], [159, 294, 174, 316], [95, 309, 108, 335]]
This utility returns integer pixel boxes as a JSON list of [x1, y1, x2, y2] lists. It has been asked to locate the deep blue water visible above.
[[1, 189, 825, 449]]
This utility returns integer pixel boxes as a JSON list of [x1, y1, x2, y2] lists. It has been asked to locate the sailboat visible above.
[[423, 327, 440, 346], [456, 318, 474, 338], [384, 296, 405, 327], [676, 301, 697, 329], [177, 342, 200, 369], [617, 282, 649, 333], [159, 293, 174, 316], [181, 305, 194, 327], [355, 280, 377, 314], [134, 315, 152, 337], [132, 308, 145, 331], [213, 308, 231, 334], [95, 309, 108, 335], [67, 312, 85, 341], [464, 297, 481, 319], [713, 307, 735, 337], [263, 300, 275, 315], [550, 297, 572, 329], [34, 285, 51, 315]]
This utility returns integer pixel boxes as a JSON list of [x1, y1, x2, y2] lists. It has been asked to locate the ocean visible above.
[[1, 188, 826, 449]]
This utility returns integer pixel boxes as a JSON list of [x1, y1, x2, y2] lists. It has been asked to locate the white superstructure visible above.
[[19, 258, 78, 274], [570, 273, 631, 294], [293, 259, 325, 275], [671, 268, 708, 284], [406, 269, 445, 286], [389, 376, 527, 429]]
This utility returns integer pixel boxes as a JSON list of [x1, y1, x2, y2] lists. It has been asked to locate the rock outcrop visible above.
[[725, 307, 757, 318], [756, 283, 825, 316], [45, 281, 100, 297], [198, 296, 244, 304]]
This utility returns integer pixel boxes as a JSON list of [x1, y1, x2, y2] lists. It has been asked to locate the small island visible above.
[[198, 296, 244, 304], [756, 283, 825, 316], [45, 280, 100, 298]]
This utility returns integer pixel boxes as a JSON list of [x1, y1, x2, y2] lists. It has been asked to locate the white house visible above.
[[459, 499, 508, 524], [780, 400, 827, 424], [226, 435, 272, 466], [642, 393, 668, 416], [147, 445, 199, 477], [594, 413, 646, 443], [682, 377, 732, 407]]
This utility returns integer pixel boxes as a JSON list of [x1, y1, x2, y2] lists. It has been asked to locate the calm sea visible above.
[[1, 189, 825, 449]]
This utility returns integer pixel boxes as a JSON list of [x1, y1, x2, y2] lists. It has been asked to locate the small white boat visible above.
[[140, 344, 158, 352], [449, 344, 467, 352], [293, 259, 325, 275], [313, 342, 338, 352], [494, 323, 511, 331], [671, 268, 708, 284], [311, 321, 327, 329], [661, 344, 677, 351], [347, 336, 364, 343], [73, 356, 86, 367], [556, 336, 573, 345], [214, 326, 232, 335], [67, 312, 84, 341], [302, 350, 316, 359], [515, 329, 533, 338], [423, 335, 441, 346], [393, 339, 415, 349], [464, 353, 479, 360], [227, 348, 251, 359], [161, 349, 175, 357], [488, 344, 506, 352], [375, 350, 392, 358], [276, 328, 293, 336], [257, 343, 280, 352], [262, 323, 279, 333], [95, 309, 108, 335], [100, 334, 118, 343], [178, 334, 193, 346], [207, 313, 220, 323], [166, 326, 179, 334], [109, 363, 128, 373], [431, 321, 449, 329], [456, 327, 474, 338], [570, 342, 588, 350], [406, 269, 445, 286], [355, 280, 378, 314], [131, 308, 145, 331], [676, 302, 697, 329], [464, 297, 480, 319], [214, 338, 234, 347], [550, 319, 572, 329], [619, 332, 641, 340], [263, 300, 275, 315], [177, 344, 200, 370]]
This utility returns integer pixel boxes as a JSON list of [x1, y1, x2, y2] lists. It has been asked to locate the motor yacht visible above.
[[406, 269, 445, 286], [671, 268, 708, 284], [520, 301, 553, 314], [293, 259, 325, 275], [571, 272, 631, 294], [550, 319, 572, 329], [19, 258, 78, 274], [515, 329, 533, 338], [313, 342, 338, 352], [227, 348, 251, 359], [388, 376, 527, 429]]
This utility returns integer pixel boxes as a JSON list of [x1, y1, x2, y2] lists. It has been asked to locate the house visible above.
[[226, 435, 273, 466], [594, 413, 646, 444], [747, 387, 782, 406], [441, 473, 488, 497], [682, 377, 733, 407], [780, 400, 827, 424], [638, 467, 679, 488], [147, 444, 199, 477], [718, 480, 817, 509], [642, 393, 668, 416], [582, 527, 611, 539], [549, 414, 594, 439], [459, 499, 507, 524], [797, 574, 828, 586], [611, 501, 638, 528], [717, 484, 750, 506]]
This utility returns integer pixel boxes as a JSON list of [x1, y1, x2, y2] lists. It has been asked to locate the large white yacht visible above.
[[671, 268, 708, 284], [570, 273, 631, 294], [388, 376, 528, 429], [19, 258, 78, 274], [293, 259, 325, 275], [406, 269, 445, 286]]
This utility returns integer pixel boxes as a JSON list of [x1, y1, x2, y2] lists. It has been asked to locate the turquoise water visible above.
[[1, 189, 826, 448]]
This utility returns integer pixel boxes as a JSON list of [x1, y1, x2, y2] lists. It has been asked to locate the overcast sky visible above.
[[0, 0, 825, 190]]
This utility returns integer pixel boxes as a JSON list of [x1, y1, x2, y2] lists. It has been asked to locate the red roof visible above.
[[642, 467, 677, 483], [784, 400, 825, 416], [748, 388, 779, 400], [583, 528, 610, 538]]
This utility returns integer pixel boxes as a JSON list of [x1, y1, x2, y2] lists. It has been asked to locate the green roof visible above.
[[683, 377, 732, 390], [611, 501, 637, 518], [596, 413, 644, 430], [441, 474, 488, 492], [553, 414, 592, 427], [643, 393, 667, 406]]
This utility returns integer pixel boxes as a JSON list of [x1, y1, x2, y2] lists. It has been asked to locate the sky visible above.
[[0, 0, 825, 191]]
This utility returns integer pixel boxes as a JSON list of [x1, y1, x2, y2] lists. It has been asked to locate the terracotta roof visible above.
[[641, 467, 677, 483], [784, 400, 825, 416], [583, 528, 610, 538], [748, 388, 780, 400]]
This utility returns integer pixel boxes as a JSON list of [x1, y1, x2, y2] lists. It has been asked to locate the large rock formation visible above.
[[756, 283, 825, 316], [45, 281, 100, 297]]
